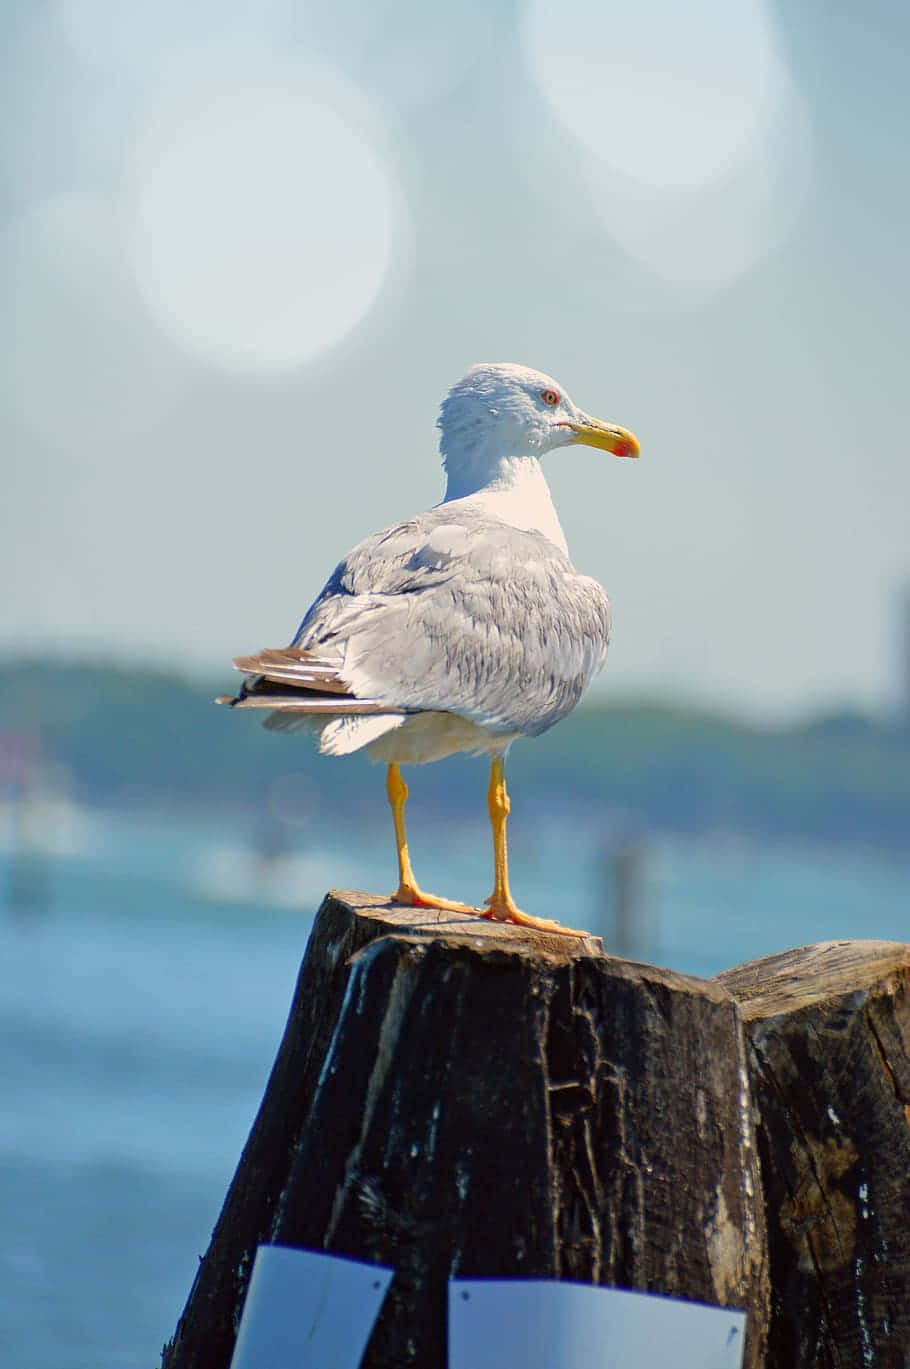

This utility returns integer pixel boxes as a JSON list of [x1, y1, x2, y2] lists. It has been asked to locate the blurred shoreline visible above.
[[0, 655, 907, 857]]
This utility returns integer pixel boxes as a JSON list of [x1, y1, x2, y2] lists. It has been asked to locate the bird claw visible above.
[[482, 897, 590, 938], [390, 883, 477, 916]]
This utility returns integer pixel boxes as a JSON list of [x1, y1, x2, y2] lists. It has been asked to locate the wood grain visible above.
[[162, 892, 768, 1369], [717, 940, 910, 1367]]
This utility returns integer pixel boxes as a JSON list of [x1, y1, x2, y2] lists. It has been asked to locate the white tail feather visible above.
[[319, 714, 406, 756]]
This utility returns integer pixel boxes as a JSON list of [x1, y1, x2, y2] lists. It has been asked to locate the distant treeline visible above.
[[1, 659, 908, 852]]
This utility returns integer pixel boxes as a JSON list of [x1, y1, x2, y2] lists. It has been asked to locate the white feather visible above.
[[318, 714, 406, 757]]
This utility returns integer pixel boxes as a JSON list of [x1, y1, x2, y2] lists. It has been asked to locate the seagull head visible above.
[[438, 363, 640, 480]]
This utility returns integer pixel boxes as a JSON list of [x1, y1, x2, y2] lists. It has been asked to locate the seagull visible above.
[[218, 363, 639, 936]]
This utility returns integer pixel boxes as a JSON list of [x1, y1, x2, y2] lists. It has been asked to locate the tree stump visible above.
[[717, 941, 910, 1367], [162, 892, 769, 1369]]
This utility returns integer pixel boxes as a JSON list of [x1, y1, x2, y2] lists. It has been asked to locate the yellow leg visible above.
[[483, 757, 589, 937], [386, 764, 475, 914]]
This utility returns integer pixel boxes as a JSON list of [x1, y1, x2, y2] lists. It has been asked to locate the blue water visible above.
[[2, 801, 908, 1368]]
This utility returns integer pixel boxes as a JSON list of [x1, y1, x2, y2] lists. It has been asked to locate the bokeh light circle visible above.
[[128, 66, 402, 372], [581, 85, 813, 285], [520, 0, 812, 285], [56, 0, 296, 86], [524, 0, 782, 192]]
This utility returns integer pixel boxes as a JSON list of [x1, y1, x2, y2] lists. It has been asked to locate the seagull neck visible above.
[[442, 453, 568, 555]]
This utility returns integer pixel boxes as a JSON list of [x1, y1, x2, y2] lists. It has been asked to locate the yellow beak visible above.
[[562, 415, 640, 459]]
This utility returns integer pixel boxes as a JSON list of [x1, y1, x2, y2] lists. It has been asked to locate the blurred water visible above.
[[1, 803, 908, 1368]]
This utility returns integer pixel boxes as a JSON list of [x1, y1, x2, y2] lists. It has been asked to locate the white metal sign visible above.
[[229, 1246, 747, 1369], [449, 1279, 746, 1369], [229, 1244, 393, 1369]]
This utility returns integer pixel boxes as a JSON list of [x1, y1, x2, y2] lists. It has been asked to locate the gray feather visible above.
[[290, 507, 610, 738]]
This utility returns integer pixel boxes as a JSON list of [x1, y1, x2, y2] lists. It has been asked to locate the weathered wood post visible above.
[[161, 892, 770, 1369], [717, 941, 910, 1366]]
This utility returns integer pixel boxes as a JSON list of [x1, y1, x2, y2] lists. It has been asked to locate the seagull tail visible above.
[[216, 645, 408, 755], [262, 702, 406, 754]]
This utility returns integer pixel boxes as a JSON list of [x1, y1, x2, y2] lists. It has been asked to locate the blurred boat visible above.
[[191, 825, 346, 909]]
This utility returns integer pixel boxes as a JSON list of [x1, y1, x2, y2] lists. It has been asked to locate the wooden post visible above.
[[162, 892, 769, 1369], [717, 941, 910, 1366]]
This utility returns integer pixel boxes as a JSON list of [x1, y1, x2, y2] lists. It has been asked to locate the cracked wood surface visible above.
[[717, 940, 910, 1368], [162, 892, 769, 1369], [161, 902, 910, 1369]]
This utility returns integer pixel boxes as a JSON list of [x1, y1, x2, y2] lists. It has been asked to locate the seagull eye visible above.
[[540, 389, 559, 406]]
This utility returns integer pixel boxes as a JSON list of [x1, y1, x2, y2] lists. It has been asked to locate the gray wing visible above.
[[287, 506, 611, 737]]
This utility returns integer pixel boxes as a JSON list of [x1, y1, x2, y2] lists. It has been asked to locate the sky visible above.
[[3, 0, 909, 722]]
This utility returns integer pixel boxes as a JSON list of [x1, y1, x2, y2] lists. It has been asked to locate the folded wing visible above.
[[218, 506, 611, 743]]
